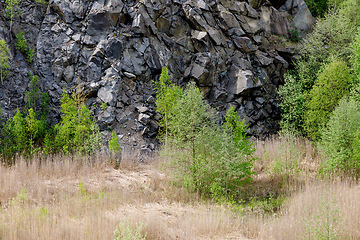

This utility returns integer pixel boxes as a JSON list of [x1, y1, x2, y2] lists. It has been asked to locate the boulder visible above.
[[228, 65, 263, 95]]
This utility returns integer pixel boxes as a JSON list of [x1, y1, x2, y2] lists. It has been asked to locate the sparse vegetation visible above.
[[53, 91, 101, 155], [155, 77, 255, 200], [15, 31, 35, 63], [0, 39, 10, 85], [5, 0, 21, 32]]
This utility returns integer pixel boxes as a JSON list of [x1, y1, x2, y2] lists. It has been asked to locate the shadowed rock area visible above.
[[0, 0, 314, 153]]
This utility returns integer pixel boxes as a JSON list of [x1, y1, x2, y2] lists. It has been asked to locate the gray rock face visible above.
[[0, 0, 313, 150]]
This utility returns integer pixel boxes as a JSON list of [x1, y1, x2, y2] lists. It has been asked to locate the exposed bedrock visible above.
[[0, 0, 314, 152]]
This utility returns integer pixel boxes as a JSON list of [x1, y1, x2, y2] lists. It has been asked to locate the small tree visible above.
[[154, 67, 182, 146], [0, 39, 10, 85], [5, 0, 21, 33], [320, 97, 360, 175], [109, 130, 121, 167], [54, 91, 101, 154], [278, 73, 306, 135], [109, 131, 121, 154], [305, 60, 352, 140], [15, 32, 34, 63], [351, 30, 360, 83], [160, 81, 255, 199], [209, 107, 255, 200]]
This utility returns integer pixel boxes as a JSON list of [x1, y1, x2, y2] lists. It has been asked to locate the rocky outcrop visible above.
[[0, 0, 314, 153]]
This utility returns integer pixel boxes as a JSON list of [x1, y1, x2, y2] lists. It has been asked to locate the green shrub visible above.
[[305, 60, 352, 140], [25, 74, 40, 111], [305, 0, 329, 18], [278, 73, 306, 135], [209, 107, 255, 200], [3, 108, 27, 154], [0, 39, 10, 85], [15, 32, 34, 63], [320, 97, 360, 175], [350, 30, 360, 83], [113, 219, 146, 240], [157, 80, 255, 200], [2, 107, 45, 157], [35, 0, 47, 4], [295, 0, 360, 92], [109, 131, 121, 154], [54, 91, 101, 154], [100, 102, 107, 111], [5, 0, 21, 32], [153, 66, 182, 145]]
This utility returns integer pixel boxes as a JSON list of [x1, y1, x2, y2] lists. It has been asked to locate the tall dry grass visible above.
[[251, 180, 360, 239], [0, 154, 248, 240], [1, 135, 360, 239]]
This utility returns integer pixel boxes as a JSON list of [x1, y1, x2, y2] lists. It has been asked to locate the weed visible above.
[[15, 32, 34, 63], [113, 218, 147, 240], [101, 102, 107, 111]]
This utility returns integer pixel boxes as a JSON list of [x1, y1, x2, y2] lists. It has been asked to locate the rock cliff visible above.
[[0, 0, 314, 153]]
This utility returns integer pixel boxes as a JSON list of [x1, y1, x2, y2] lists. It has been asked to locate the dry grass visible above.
[[0, 154, 248, 240], [1, 135, 360, 239], [252, 180, 360, 239]]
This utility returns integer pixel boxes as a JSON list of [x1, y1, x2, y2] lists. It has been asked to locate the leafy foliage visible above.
[[350, 30, 360, 83], [0, 39, 10, 85], [296, 0, 360, 92], [209, 107, 255, 200], [305, 0, 329, 18], [15, 32, 34, 63], [5, 0, 21, 32], [279, 0, 360, 136], [113, 219, 146, 240], [156, 78, 255, 200], [2, 107, 45, 158], [278, 73, 306, 135], [109, 131, 121, 154], [320, 97, 360, 175], [305, 60, 352, 140], [54, 91, 101, 155], [154, 67, 182, 145]]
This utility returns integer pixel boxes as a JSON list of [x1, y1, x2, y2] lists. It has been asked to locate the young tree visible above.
[[109, 131, 121, 154], [320, 97, 360, 175], [54, 91, 101, 154], [0, 39, 10, 85], [305, 60, 352, 140], [160, 81, 255, 199], [109, 131, 121, 167], [5, 0, 21, 33], [278, 73, 306, 135], [154, 67, 182, 146]]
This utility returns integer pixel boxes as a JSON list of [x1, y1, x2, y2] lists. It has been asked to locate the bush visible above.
[[209, 107, 255, 200], [153, 67, 182, 145], [15, 32, 34, 63], [156, 79, 255, 200], [305, 60, 352, 140], [278, 73, 306, 135], [350, 30, 360, 83], [0, 39, 10, 85], [113, 219, 146, 240], [320, 97, 360, 175], [295, 0, 360, 92], [54, 91, 101, 154], [305, 0, 329, 18], [5, 0, 21, 32], [109, 131, 121, 154], [1, 107, 45, 157]]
